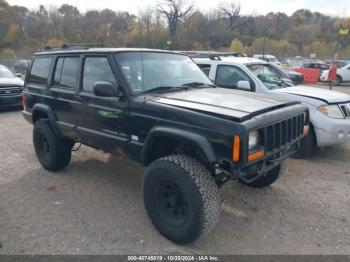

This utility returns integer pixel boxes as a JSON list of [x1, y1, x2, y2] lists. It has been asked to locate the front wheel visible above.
[[293, 128, 316, 158], [143, 155, 221, 244], [239, 160, 288, 188]]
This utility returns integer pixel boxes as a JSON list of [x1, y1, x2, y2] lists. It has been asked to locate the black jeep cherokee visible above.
[[22, 46, 308, 244]]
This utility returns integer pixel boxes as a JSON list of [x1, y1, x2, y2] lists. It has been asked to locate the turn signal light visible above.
[[248, 150, 265, 162], [232, 135, 240, 161], [303, 125, 309, 135]]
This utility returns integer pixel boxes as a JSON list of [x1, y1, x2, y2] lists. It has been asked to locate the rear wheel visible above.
[[33, 119, 72, 171], [239, 160, 287, 188], [335, 75, 342, 86], [143, 155, 221, 244]]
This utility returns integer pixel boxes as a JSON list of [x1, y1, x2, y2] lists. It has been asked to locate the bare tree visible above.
[[218, 2, 254, 32], [156, 0, 193, 39]]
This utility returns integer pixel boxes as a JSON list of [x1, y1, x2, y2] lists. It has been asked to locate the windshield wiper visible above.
[[182, 82, 215, 87], [144, 86, 188, 94]]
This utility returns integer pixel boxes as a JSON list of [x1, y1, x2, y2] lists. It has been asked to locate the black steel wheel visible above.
[[33, 119, 72, 171], [143, 155, 221, 244]]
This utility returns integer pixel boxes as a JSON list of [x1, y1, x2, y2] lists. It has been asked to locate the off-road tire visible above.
[[33, 119, 72, 171], [294, 128, 316, 158], [239, 160, 288, 189], [143, 155, 221, 244]]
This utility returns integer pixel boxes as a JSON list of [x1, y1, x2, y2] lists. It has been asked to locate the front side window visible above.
[[215, 65, 251, 89], [28, 57, 53, 85], [53, 57, 79, 89], [115, 52, 212, 93], [198, 64, 211, 76], [82, 57, 118, 93], [247, 64, 291, 89]]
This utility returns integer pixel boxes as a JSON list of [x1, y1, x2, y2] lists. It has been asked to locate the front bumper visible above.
[[312, 110, 350, 147], [0, 95, 22, 108], [315, 120, 350, 147]]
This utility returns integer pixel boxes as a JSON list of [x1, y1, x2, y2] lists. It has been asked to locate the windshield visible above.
[[0, 66, 14, 77], [115, 52, 212, 93], [247, 63, 293, 89]]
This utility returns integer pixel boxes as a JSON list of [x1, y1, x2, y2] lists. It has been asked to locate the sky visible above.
[[6, 0, 350, 17]]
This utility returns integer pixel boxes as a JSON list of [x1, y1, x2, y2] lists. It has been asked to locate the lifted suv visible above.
[[22, 46, 308, 244]]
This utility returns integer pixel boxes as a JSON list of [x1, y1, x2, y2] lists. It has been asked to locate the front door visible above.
[[75, 55, 129, 152]]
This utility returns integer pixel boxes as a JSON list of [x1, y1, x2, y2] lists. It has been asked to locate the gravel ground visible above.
[[0, 84, 350, 255]]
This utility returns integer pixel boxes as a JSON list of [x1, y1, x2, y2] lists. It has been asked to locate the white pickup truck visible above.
[[194, 56, 350, 157]]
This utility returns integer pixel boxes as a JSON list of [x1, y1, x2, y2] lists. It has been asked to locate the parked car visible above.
[[253, 54, 281, 66], [22, 46, 308, 244], [324, 60, 350, 69], [280, 68, 304, 85], [0, 64, 24, 108], [302, 61, 330, 74], [320, 63, 350, 85], [14, 59, 31, 74], [194, 56, 350, 158]]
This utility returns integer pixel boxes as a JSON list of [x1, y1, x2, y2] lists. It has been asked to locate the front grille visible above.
[[0, 87, 22, 97], [339, 103, 350, 118], [264, 113, 305, 151]]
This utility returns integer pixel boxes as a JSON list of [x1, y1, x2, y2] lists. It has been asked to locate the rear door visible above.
[[75, 55, 129, 151], [48, 55, 80, 138]]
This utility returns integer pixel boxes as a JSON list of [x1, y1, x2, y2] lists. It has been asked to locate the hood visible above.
[[275, 85, 350, 104], [150, 87, 298, 121], [0, 77, 24, 87]]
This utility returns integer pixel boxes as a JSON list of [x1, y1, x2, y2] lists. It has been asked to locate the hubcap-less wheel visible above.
[[336, 76, 342, 85], [38, 132, 50, 161], [156, 181, 189, 227], [143, 155, 221, 244], [33, 119, 72, 171]]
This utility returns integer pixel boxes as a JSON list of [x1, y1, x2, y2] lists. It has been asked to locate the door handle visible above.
[[77, 96, 89, 102]]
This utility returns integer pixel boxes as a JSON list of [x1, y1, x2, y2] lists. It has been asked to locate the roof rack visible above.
[[178, 51, 246, 60], [42, 44, 104, 52]]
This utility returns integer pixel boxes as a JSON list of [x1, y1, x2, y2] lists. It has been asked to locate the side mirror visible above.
[[93, 82, 120, 97], [15, 73, 22, 78], [237, 80, 251, 90]]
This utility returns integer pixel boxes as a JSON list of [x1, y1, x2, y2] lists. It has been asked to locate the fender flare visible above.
[[32, 104, 62, 137], [141, 126, 217, 166]]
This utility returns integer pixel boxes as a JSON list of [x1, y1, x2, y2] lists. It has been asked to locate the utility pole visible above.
[[262, 15, 272, 60]]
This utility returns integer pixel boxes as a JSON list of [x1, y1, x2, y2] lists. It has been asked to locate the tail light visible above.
[[22, 93, 27, 111]]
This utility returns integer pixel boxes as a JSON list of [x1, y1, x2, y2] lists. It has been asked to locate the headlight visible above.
[[248, 131, 259, 150], [319, 105, 344, 119]]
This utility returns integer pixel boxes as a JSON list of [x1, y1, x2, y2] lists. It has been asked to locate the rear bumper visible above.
[[22, 110, 33, 124]]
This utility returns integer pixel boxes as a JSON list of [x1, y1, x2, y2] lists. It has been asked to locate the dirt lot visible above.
[[0, 84, 350, 255]]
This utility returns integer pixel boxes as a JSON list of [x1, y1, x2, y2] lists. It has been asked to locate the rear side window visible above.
[[28, 57, 53, 85], [53, 57, 79, 89]]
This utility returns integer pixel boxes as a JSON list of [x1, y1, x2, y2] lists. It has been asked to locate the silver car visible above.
[[194, 56, 350, 157], [0, 65, 24, 108]]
